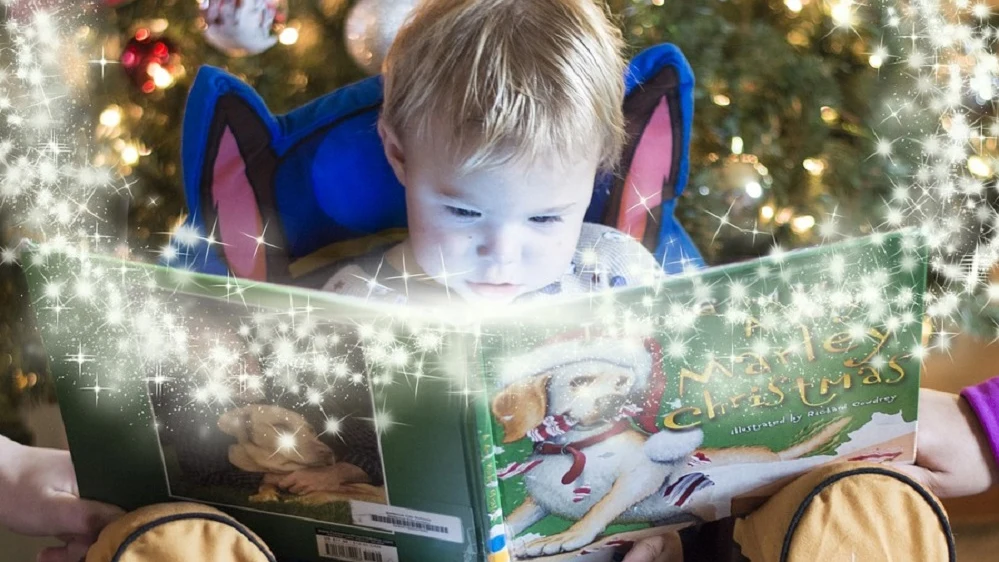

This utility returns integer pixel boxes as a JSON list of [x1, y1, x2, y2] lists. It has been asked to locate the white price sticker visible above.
[[350, 501, 463, 543]]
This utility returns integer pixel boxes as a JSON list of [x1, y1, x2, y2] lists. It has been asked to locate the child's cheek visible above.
[[439, 232, 474, 267], [410, 223, 471, 278], [552, 227, 582, 276], [550, 224, 576, 260]]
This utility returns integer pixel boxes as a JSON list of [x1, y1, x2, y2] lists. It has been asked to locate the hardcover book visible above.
[[21, 229, 927, 562]]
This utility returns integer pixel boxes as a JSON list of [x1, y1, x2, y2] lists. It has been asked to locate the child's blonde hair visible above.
[[381, 0, 627, 173]]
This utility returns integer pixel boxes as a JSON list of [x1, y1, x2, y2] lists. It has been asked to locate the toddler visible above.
[[322, 0, 664, 306]]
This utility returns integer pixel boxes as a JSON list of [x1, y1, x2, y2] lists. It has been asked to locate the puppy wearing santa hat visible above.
[[491, 335, 708, 558], [491, 332, 853, 559]]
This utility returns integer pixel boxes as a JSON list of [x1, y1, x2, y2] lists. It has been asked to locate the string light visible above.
[[121, 144, 140, 165], [148, 63, 175, 89], [803, 158, 826, 176], [870, 46, 890, 70], [731, 136, 744, 155], [279, 27, 299, 45], [830, 0, 854, 28], [99, 106, 122, 128], [791, 215, 816, 233]]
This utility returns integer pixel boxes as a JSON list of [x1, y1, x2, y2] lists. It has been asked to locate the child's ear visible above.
[[491, 374, 550, 444], [378, 119, 407, 185]]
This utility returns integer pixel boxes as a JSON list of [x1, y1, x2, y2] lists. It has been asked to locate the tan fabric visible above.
[[288, 228, 409, 279], [86, 502, 274, 562], [733, 462, 954, 562]]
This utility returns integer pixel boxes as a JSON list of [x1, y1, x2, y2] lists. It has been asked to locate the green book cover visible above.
[[472, 229, 928, 561], [22, 249, 488, 562], [20, 229, 927, 562]]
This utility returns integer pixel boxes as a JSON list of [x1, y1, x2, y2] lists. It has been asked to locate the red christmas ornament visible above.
[[120, 30, 180, 93]]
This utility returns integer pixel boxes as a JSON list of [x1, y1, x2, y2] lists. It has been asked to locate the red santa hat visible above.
[[498, 331, 667, 433]]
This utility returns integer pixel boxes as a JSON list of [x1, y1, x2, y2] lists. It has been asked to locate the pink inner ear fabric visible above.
[[619, 96, 673, 240], [213, 126, 266, 280]]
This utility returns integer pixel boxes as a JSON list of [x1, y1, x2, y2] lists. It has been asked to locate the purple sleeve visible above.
[[961, 376, 999, 470]]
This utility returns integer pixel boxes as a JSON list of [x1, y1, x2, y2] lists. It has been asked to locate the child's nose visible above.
[[477, 228, 520, 265]]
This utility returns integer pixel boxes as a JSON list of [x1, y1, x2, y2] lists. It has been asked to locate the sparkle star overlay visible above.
[[0, 2, 993, 462]]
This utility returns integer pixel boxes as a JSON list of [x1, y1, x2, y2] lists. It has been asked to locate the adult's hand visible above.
[[0, 436, 124, 562]]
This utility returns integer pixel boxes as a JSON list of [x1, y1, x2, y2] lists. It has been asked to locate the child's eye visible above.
[[446, 206, 480, 219], [530, 215, 563, 224]]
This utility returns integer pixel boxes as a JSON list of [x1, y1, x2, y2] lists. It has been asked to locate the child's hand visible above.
[[0, 436, 124, 562], [896, 388, 998, 498], [621, 531, 683, 562]]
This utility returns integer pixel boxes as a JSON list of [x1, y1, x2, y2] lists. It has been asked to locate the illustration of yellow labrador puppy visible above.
[[492, 338, 847, 558], [218, 403, 385, 505]]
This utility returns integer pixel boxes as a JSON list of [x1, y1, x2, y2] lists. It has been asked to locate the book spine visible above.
[[475, 390, 510, 562], [465, 332, 510, 562]]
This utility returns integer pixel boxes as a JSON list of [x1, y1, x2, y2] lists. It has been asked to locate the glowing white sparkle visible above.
[[324, 417, 342, 436], [831, 0, 855, 28], [277, 433, 297, 451]]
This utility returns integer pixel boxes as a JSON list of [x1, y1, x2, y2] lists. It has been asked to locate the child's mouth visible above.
[[466, 282, 522, 298]]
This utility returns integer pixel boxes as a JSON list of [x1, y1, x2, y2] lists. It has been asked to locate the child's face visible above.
[[381, 124, 597, 303]]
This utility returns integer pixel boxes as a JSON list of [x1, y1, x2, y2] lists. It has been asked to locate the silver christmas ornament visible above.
[[344, 0, 420, 75], [201, 0, 288, 57]]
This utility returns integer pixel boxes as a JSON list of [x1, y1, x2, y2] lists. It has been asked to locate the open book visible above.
[[21, 229, 927, 562]]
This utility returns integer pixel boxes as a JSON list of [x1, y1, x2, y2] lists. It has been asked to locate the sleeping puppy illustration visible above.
[[218, 404, 385, 505], [492, 338, 848, 558]]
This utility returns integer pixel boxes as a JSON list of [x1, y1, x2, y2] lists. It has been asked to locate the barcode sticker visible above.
[[350, 501, 463, 543], [316, 530, 398, 562]]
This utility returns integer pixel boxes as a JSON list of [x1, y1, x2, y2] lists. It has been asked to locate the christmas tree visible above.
[[72, 0, 928, 265], [0, 0, 990, 440], [611, 0, 927, 262]]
